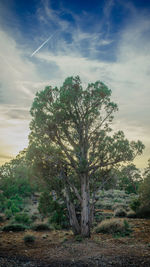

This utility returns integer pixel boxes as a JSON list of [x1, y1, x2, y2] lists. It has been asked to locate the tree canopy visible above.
[[29, 76, 144, 236]]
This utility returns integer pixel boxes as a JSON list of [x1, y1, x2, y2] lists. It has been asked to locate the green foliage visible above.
[[0, 150, 38, 200], [0, 193, 6, 212], [0, 151, 40, 222], [95, 219, 131, 236], [32, 223, 50, 231], [31, 214, 39, 222], [135, 162, 150, 218], [5, 209, 12, 219], [139, 172, 150, 209], [2, 196, 22, 219], [74, 235, 83, 242], [3, 195, 23, 215], [2, 223, 27, 232], [0, 215, 5, 222], [49, 210, 69, 229], [0, 176, 33, 198], [50, 223, 62, 230], [14, 212, 31, 225], [95, 214, 105, 222], [38, 191, 69, 229], [29, 75, 144, 191], [28, 76, 144, 236], [130, 198, 141, 212], [38, 191, 56, 216], [11, 203, 20, 213], [118, 164, 142, 194], [23, 235, 36, 244]]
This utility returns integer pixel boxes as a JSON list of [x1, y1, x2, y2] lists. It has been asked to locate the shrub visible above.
[[24, 235, 35, 244], [38, 191, 55, 216], [0, 194, 6, 212], [95, 218, 131, 236], [11, 203, 20, 214], [0, 214, 5, 222], [32, 223, 50, 231], [95, 214, 105, 222], [3, 196, 22, 215], [5, 209, 12, 219], [2, 223, 27, 232], [14, 213, 31, 225], [31, 214, 39, 222], [0, 174, 33, 198], [114, 208, 127, 217], [38, 192, 69, 228], [136, 173, 150, 218], [130, 198, 140, 212], [112, 203, 127, 211], [127, 210, 136, 218], [49, 222, 62, 230], [49, 210, 69, 229], [74, 235, 83, 242]]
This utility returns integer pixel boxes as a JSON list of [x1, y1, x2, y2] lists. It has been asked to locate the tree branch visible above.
[[88, 110, 113, 141], [55, 133, 78, 172], [67, 179, 82, 204]]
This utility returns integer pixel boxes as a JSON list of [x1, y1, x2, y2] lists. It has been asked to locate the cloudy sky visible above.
[[0, 0, 150, 168]]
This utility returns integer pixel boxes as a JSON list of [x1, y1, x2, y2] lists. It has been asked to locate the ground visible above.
[[0, 217, 150, 266]]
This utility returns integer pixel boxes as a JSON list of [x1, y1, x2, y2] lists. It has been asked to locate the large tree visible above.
[[29, 76, 144, 237]]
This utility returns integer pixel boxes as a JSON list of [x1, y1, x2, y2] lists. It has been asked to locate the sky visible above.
[[0, 0, 150, 168]]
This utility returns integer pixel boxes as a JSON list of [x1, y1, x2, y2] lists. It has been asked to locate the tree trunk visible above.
[[65, 186, 81, 235], [81, 174, 90, 237], [89, 203, 95, 227], [90, 190, 96, 226]]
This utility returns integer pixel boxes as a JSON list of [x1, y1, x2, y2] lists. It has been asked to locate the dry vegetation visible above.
[[1, 215, 150, 266]]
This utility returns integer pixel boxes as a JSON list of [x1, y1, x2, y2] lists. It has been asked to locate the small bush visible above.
[[95, 214, 105, 223], [24, 235, 35, 244], [48, 211, 69, 229], [114, 208, 127, 217], [95, 218, 131, 236], [10, 203, 20, 214], [0, 214, 5, 222], [112, 203, 127, 211], [92, 221, 98, 227], [0, 194, 6, 212], [32, 223, 50, 231], [31, 214, 39, 222], [130, 198, 140, 212], [127, 210, 136, 218], [14, 213, 31, 225], [5, 209, 12, 219], [50, 223, 62, 230], [2, 223, 27, 232], [74, 235, 83, 242]]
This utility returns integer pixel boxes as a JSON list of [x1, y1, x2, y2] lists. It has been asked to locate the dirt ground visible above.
[[0, 218, 150, 266]]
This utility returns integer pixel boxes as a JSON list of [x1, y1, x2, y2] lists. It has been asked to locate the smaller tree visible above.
[[138, 159, 150, 217], [118, 164, 142, 194], [0, 150, 34, 198]]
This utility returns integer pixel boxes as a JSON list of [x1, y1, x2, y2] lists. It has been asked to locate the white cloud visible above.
[[0, 29, 49, 164], [0, 3, 150, 167], [34, 13, 150, 167]]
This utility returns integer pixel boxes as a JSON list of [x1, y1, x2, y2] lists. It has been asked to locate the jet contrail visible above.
[[31, 32, 58, 57]]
